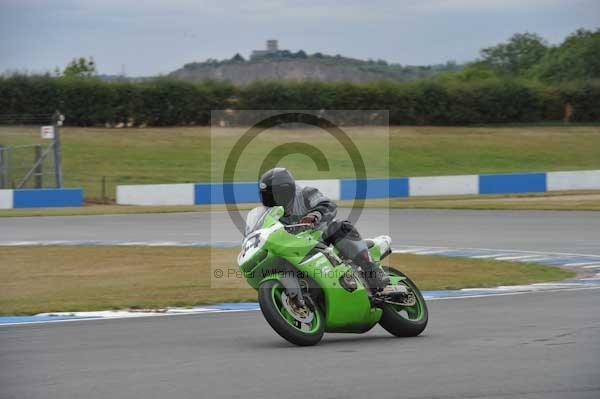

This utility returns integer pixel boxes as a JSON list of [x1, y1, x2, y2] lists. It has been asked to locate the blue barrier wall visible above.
[[195, 182, 260, 205], [13, 188, 83, 208], [390, 177, 410, 198], [340, 178, 409, 200], [115, 169, 600, 206], [4, 170, 599, 209], [479, 173, 547, 194]]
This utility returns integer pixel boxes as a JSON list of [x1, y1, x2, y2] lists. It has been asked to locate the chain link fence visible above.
[[0, 143, 57, 189], [0, 113, 62, 191]]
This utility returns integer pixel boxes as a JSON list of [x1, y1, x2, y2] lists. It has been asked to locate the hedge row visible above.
[[1, 75, 598, 126], [0, 76, 235, 126], [237, 80, 600, 124]]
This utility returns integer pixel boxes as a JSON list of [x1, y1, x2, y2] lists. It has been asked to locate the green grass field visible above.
[[0, 246, 574, 315], [1, 125, 599, 201]]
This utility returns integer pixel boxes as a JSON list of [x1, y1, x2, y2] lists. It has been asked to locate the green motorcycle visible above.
[[237, 206, 428, 346]]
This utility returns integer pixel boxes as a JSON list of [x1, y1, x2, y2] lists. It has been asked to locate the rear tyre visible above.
[[258, 279, 324, 346], [378, 267, 428, 337]]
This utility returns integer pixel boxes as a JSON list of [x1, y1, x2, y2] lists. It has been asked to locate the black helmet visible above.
[[259, 168, 296, 208]]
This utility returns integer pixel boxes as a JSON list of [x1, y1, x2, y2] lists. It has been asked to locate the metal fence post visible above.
[[53, 111, 63, 188], [101, 176, 107, 204], [0, 145, 5, 189], [34, 144, 43, 188]]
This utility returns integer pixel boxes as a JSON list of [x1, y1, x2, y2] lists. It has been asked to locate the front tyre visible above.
[[379, 267, 428, 337], [258, 279, 324, 346]]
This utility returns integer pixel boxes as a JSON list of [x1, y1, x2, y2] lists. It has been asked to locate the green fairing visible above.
[[238, 206, 381, 332], [368, 243, 382, 261]]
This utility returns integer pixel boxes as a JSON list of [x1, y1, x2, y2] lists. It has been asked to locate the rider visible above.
[[258, 167, 390, 292]]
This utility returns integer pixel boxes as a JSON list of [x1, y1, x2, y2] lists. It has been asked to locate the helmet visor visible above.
[[260, 183, 295, 208]]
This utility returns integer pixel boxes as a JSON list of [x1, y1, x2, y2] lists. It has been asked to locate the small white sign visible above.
[[41, 126, 55, 139]]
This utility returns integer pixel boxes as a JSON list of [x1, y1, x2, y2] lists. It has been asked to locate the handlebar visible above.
[[284, 223, 313, 233], [284, 223, 313, 229]]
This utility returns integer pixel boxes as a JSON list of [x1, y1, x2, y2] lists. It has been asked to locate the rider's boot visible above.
[[355, 251, 390, 294], [363, 263, 390, 293]]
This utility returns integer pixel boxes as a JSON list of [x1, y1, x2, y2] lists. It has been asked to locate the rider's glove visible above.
[[299, 211, 322, 226]]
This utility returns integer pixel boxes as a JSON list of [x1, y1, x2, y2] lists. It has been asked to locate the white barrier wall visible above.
[[117, 184, 195, 206], [0, 190, 13, 209], [115, 169, 600, 206], [547, 170, 600, 191], [409, 175, 478, 196], [296, 179, 341, 200]]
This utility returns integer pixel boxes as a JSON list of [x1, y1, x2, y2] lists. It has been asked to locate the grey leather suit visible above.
[[281, 185, 371, 264]]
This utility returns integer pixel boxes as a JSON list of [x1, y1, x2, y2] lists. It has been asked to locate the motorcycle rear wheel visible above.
[[258, 279, 324, 346], [378, 267, 428, 337]]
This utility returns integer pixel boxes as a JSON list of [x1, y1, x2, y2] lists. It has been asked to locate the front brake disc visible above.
[[281, 292, 314, 324]]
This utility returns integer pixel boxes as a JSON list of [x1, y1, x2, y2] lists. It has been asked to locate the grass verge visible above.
[[1, 125, 599, 201], [372, 191, 600, 211], [0, 246, 574, 315]]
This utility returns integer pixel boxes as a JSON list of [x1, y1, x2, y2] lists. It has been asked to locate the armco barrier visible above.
[[115, 169, 600, 206], [0, 188, 83, 209]]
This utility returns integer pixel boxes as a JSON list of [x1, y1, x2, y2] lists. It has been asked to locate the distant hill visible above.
[[169, 50, 462, 85]]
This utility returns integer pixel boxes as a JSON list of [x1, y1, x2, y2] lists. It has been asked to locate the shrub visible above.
[[0, 75, 598, 125]]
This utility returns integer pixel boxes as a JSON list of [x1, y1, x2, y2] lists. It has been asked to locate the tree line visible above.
[[441, 28, 600, 84], [1, 75, 598, 126]]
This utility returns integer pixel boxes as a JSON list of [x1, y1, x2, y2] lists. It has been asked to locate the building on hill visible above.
[[251, 39, 279, 59], [267, 39, 278, 52]]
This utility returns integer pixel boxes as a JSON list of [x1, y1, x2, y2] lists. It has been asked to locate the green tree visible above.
[[231, 53, 245, 62], [63, 57, 96, 78], [529, 28, 600, 82], [480, 33, 548, 76], [437, 62, 498, 82]]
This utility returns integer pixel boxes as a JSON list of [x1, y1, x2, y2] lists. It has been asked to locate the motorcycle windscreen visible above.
[[244, 206, 270, 236]]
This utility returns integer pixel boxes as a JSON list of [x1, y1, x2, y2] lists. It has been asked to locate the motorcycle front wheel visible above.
[[378, 267, 428, 337], [258, 279, 324, 346]]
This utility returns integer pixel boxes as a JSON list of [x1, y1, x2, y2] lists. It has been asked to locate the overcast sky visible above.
[[1, 0, 599, 76]]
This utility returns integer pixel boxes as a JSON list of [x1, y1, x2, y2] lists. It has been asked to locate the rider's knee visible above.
[[323, 219, 362, 245]]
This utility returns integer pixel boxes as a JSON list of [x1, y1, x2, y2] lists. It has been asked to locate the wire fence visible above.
[[0, 117, 194, 203], [69, 175, 143, 204], [0, 165, 188, 203], [0, 144, 57, 189], [0, 114, 62, 190], [0, 114, 56, 126]]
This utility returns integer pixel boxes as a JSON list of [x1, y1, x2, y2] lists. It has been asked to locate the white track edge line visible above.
[[2, 286, 599, 328]]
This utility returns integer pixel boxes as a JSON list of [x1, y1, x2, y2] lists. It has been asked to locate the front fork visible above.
[[279, 273, 306, 307]]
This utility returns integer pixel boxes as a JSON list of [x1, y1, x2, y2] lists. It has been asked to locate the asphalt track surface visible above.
[[1, 289, 599, 399], [1, 209, 600, 255], [1, 209, 600, 398]]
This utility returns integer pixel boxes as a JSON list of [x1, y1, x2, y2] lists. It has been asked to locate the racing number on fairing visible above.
[[241, 232, 261, 259]]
